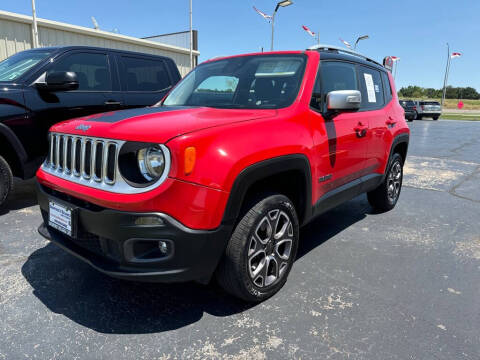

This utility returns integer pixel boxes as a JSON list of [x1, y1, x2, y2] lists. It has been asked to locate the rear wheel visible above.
[[0, 155, 13, 209], [216, 194, 299, 302], [367, 153, 403, 212], [433, 116, 439, 120]]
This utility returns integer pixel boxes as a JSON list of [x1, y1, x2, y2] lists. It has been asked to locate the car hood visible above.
[[51, 106, 277, 143]]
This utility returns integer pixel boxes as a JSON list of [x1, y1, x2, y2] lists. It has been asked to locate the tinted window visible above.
[[311, 61, 358, 111], [49, 52, 111, 91], [122, 57, 171, 92], [162, 55, 306, 109], [0, 50, 52, 81], [382, 71, 393, 103], [358, 66, 384, 109]]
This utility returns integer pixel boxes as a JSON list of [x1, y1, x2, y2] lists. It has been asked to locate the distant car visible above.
[[399, 100, 416, 121], [418, 101, 442, 120], [0, 46, 181, 208]]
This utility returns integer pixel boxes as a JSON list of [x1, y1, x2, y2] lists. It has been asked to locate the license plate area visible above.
[[48, 201, 76, 237]]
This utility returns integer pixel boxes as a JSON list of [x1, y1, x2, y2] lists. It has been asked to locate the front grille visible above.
[[45, 133, 123, 187]]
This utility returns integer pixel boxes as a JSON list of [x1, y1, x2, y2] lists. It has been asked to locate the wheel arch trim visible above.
[[221, 154, 313, 227]]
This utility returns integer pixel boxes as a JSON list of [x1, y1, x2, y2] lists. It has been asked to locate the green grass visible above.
[[440, 113, 480, 121]]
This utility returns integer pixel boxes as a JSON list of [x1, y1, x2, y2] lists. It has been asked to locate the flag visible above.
[[339, 38, 352, 49], [451, 52, 462, 58], [391, 56, 400, 62], [302, 25, 316, 38], [253, 6, 272, 22]]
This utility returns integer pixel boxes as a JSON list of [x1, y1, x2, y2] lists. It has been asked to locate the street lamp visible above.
[[271, 0, 293, 51], [354, 35, 369, 50]]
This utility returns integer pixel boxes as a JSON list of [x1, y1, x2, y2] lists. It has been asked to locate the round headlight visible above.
[[137, 146, 166, 181]]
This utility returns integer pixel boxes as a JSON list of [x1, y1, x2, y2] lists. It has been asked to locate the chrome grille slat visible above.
[[42, 132, 171, 195]]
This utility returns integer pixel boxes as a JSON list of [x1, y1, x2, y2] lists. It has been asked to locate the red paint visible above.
[[37, 50, 410, 230], [458, 101, 464, 109]]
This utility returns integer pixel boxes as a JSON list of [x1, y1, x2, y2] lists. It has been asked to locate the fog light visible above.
[[159, 241, 168, 254], [134, 216, 165, 226]]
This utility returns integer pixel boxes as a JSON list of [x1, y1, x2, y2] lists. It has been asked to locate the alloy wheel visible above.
[[387, 161, 402, 203]]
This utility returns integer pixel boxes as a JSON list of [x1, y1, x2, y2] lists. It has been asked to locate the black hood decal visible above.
[[85, 106, 195, 123]]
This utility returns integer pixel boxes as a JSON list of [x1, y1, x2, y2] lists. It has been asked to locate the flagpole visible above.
[[31, 0, 39, 48], [441, 43, 450, 108]]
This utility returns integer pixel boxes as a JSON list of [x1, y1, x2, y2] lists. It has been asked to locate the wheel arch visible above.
[[0, 124, 28, 177], [221, 154, 312, 228]]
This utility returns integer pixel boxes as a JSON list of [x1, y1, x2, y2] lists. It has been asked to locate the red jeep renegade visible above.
[[36, 47, 409, 302]]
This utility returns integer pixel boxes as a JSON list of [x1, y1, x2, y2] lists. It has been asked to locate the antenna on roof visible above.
[[91, 16, 99, 30]]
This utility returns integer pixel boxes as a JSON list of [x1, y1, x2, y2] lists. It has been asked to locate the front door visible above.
[[309, 60, 369, 202], [24, 51, 120, 157]]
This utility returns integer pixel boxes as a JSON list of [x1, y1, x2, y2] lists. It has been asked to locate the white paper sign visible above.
[[364, 73, 376, 103]]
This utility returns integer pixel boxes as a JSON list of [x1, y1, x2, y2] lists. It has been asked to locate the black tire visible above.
[[407, 117, 414, 122], [417, 115, 423, 120], [433, 116, 439, 121], [367, 153, 403, 212], [0, 155, 13, 209], [216, 194, 299, 302]]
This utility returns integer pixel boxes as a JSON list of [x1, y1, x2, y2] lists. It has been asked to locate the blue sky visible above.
[[3, 0, 479, 90]]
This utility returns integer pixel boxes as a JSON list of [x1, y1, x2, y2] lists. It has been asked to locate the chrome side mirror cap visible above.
[[327, 90, 361, 111]]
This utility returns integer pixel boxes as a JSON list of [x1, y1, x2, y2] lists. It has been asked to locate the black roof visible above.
[[307, 48, 386, 72], [24, 46, 174, 60]]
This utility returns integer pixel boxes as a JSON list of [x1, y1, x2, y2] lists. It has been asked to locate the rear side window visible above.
[[382, 72, 393, 103], [121, 56, 171, 92], [311, 61, 358, 111], [49, 52, 111, 91], [358, 66, 384, 109]]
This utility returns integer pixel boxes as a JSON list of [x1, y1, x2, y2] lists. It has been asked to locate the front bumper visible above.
[[36, 182, 231, 283]]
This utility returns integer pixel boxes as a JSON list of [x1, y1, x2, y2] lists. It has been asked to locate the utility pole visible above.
[[31, 0, 39, 48], [189, 0, 193, 70], [441, 43, 451, 108]]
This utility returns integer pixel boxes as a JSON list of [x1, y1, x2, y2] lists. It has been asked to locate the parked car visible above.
[[399, 100, 416, 121], [36, 46, 410, 302], [418, 101, 442, 120], [0, 46, 181, 208]]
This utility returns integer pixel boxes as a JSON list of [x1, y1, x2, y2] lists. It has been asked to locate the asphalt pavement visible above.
[[1, 119, 479, 359]]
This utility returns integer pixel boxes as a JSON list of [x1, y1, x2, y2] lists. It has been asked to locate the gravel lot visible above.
[[1, 119, 479, 359]]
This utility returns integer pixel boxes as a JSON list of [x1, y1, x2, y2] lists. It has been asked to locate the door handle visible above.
[[354, 122, 368, 138], [104, 100, 123, 106], [386, 117, 397, 127]]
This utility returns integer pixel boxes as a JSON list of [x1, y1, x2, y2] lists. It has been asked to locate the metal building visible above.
[[0, 10, 199, 76]]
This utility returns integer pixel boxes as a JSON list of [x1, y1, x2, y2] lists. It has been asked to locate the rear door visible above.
[[117, 55, 174, 109], [309, 60, 369, 200], [357, 65, 389, 175]]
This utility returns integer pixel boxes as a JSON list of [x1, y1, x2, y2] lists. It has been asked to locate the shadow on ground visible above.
[[22, 195, 374, 334], [0, 178, 38, 216]]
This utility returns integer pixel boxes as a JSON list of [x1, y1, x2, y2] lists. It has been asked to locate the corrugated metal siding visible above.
[[0, 11, 197, 76]]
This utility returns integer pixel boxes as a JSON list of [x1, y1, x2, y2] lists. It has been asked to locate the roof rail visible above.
[[307, 44, 382, 67]]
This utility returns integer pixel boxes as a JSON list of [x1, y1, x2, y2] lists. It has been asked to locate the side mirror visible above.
[[39, 71, 79, 91], [327, 90, 361, 111]]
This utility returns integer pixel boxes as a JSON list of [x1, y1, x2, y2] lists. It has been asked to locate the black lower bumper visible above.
[[36, 182, 231, 283]]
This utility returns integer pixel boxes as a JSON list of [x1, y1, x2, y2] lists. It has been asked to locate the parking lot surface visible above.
[[1, 119, 479, 359]]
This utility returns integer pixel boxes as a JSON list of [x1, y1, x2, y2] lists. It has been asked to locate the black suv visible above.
[[399, 100, 416, 121], [0, 46, 181, 207]]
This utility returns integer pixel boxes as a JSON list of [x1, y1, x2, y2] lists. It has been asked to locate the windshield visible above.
[[161, 54, 307, 109], [0, 50, 52, 82]]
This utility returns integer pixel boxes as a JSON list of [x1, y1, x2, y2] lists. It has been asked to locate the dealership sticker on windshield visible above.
[[49, 201, 72, 236], [364, 73, 376, 103]]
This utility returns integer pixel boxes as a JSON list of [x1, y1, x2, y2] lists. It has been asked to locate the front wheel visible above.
[[433, 116, 439, 120], [0, 156, 13, 209], [367, 153, 403, 212], [216, 194, 299, 302]]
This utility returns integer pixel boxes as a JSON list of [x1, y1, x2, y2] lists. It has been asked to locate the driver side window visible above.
[[311, 61, 358, 112], [48, 52, 111, 91]]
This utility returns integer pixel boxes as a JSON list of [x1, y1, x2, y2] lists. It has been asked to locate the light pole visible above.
[[189, 0, 193, 70], [441, 43, 451, 108], [31, 0, 39, 48], [354, 35, 369, 51], [270, 0, 293, 51]]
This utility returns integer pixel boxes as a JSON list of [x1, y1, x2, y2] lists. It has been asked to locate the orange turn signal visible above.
[[184, 147, 196, 175]]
